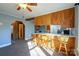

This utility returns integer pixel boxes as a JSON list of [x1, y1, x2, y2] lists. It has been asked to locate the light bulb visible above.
[[18, 3, 27, 9]]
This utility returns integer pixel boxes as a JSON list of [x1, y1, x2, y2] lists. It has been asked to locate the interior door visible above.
[[19, 24, 24, 39]]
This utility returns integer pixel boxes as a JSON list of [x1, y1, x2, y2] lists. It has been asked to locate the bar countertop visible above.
[[33, 33, 76, 37]]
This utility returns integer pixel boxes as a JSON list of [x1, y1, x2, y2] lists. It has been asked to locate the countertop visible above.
[[33, 33, 76, 37]]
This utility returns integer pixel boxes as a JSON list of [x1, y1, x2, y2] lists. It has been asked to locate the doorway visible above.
[[11, 20, 25, 40]]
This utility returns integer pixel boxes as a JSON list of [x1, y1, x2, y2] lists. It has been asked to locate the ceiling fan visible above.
[[16, 3, 37, 12]]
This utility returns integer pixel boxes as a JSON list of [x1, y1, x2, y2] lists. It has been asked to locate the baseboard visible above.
[[25, 37, 32, 40], [0, 42, 11, 48]]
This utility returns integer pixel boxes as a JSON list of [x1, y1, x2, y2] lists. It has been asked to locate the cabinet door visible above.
[[42, 14, 51, 25], [34, 17, 38, 25], [34, 14, 51, 25], [57, 11, 64, 25], [51, 12, 58, 25], [51, 11, 64, 25], [67, 37, 75, 49], [34, 16, 43, 25], [62, 8, 75, 28], [70, 8, 75, 28]]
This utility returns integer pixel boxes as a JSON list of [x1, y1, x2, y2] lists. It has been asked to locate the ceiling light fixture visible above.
[[16, 3, 37, 12]]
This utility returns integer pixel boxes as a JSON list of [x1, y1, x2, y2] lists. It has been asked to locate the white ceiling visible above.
[[0, 3, 75, 19]]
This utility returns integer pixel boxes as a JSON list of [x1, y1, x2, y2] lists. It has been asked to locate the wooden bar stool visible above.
[[51, 36, 55, 49], [41, 35, 49, 48], [58, 36, 69, 55], [36, 34, 42, 46]]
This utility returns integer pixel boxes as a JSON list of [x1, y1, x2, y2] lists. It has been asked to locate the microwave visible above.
[[63, 29, 70, 35]]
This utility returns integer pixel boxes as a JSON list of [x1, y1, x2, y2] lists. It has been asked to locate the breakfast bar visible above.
[[32, 33, 75, 55]]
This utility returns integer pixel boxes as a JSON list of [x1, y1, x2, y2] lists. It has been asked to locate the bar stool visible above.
[[58, 36, 69, 55], [36, 34, 42, 46], [47, 35, 52, 48], [51, 36, 55, 49], [41, 35, 49, 48]]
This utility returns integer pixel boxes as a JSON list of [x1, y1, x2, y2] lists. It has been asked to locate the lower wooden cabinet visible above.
[[67, 37, 75, 49]]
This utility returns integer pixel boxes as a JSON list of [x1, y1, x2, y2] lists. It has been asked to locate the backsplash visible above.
[[35, 25, 75, 35], [35, 25, 45, 33], [50, 25, 61, 34], [35, 25, 50, 33], [50, 25, 75, 35]]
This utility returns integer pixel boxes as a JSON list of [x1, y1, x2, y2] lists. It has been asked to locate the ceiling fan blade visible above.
[[26, 7, 32, 12], [27, 3, 37, 6]]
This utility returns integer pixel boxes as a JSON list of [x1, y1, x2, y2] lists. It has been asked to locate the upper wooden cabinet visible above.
[[34, 8, 75, 28], [62, 8, 75, 28], [34, 16, 43, 25], [51, 11, 64, 25], [51, 8, 75, 28], [34, 14, 51, 25], [42, 14, 51, 25]]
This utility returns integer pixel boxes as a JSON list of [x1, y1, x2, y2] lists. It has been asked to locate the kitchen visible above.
[[32, 7, 76, 55], [0, 3, 79, 56]]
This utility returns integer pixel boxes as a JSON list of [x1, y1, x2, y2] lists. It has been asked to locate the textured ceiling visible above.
[[0, 3, 75, 19]]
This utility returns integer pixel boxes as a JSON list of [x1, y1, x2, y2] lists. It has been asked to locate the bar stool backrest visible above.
[[59, 36, 69, 44], [41, 35, 49, 40]]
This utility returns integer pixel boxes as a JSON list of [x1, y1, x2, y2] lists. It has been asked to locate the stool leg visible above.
[[58, 43, 62, 53], [64, 44, 68, 55]]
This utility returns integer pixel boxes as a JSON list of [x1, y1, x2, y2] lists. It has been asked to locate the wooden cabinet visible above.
[[42, 14, 51, 25], [34, 16, 43, 25], [34, 14, 51, 25], [51, 8, 75, 28], [62, 8, 75, 28], [51, 12, 57, 25], [34, 8, 75, 28], [51, 11, 64, 25], [67, 37, 75, 49], [32, 34, 36, 39]]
